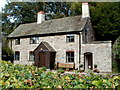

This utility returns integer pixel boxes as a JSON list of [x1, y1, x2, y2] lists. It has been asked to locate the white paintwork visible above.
[[37, 12, 45, 24], [82, 2, 90, 18]]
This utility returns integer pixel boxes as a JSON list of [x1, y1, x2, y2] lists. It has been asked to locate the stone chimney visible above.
[[37, 11, 45, 24], [82, 2, 90, 18]]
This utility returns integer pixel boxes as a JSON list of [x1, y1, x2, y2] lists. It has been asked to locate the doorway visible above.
[[84, 52, 93, 70], [34, 42, 56, 69]]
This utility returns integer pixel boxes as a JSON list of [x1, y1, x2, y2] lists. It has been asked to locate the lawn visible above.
[[0, 60, 120, 89]]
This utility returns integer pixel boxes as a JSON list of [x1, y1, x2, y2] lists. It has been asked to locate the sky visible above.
[[0, 0, 7, 12]]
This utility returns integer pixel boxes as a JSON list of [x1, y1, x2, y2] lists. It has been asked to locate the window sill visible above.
[[66, 41, 75, 43], [66, 62, 74, 64], [29, 60, 34, 61], [29, 43, 39, 44], [15, 44, 20, 45]]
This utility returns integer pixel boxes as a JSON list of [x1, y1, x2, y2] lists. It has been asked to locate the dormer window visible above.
[[30, 37, 39, 44], [15, 38, 20, 45], [66, 34, 74, 42]]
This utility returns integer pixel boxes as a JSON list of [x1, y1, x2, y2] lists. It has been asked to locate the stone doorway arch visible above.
[[84, 52, 93, 71]]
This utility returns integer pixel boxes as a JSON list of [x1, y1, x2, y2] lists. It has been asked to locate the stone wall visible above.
[[11, 34, 80, 69], [81, 41, 112, 72]]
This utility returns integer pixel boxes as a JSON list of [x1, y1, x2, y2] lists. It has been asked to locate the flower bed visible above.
[[0, 60, 120, 89]]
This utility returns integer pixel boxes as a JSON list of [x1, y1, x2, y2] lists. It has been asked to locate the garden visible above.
[[0, 60, 120, 89]]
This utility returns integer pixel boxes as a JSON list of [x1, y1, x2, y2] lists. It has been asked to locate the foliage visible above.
[[2, 46, 14, 57], [113, 36, 120, 60], [2, 2, 120, 42], [94, 64, 97, 68], [112, 60, 119, 73], [2, 2, 44, 34], [113, 36, 120, 72], [90, 2, 120, 42], [0, 60, 120, 89], [2, 36, 14, 61]]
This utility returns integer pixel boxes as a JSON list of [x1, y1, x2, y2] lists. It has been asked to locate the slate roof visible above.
[[8, 16, 88, 38]]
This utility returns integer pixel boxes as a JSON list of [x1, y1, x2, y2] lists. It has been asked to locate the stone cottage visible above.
[[7, 2, 112, 72]]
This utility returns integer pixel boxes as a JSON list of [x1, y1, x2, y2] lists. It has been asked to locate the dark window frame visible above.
[[66, 51, 74, 63], [66, 34, 75, 42], [15, 51, 20, 60], [15, 38, 20, 45], [29, 51, 34, 61], [30, 37, 39, 44]]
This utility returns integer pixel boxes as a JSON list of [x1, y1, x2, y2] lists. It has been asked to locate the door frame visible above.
[[84, 52, 93, 71]]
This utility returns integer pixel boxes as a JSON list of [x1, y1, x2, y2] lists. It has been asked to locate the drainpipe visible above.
[[79, 32, 82, 70]]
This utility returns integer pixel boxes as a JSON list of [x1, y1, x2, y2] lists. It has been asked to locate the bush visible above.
[[0, 60, 120, 89], [113, 36, 120, 72]]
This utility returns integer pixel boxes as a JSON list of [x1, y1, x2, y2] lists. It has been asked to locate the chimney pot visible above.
[[38, 11, 45, 14]]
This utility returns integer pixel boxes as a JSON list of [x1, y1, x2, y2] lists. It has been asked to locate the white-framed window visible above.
[[15, 38, 20, 45], [66, 34, 74, 42], [15, 51, 20, 60], [29, 51, 34, 61], [66, 51, 74, 62], [30, 37, 39, 44]]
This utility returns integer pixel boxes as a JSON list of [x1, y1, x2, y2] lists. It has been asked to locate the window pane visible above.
[[66, 52, 74, 62], [15, 39, 20, 45], [30, 37, 39, 44], [29, 52, 34, 61], [66, 34, 74, 42], [71, 36, 74, 42], [15, 52, 20, 60]]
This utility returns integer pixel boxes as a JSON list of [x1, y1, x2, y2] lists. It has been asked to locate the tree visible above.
[[2, 36, 14, 62], [113, 36, 120, 72], [2, 2, 44, 34], [2, 2, 120, 42], [90, 2, 120, 42]]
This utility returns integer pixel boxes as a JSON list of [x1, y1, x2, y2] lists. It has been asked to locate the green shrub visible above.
[[113, 36, 120, 72], [0, 60, 120, 89]]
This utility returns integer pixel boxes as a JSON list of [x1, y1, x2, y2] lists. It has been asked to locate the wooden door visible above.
[[39, 52, 45, 67]]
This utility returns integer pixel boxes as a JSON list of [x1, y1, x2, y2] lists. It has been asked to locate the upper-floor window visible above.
[[15, 38, 20, 45], [30, 37, 39, 44], [29, 51, 34, 61], [66, 34, 74, 42], [15, 51, 20, 60], [66, 51, 74, 63]]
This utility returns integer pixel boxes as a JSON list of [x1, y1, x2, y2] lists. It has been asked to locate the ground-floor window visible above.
[[29, 51, 34, 61], [66, 51, 74, 62], [15, 51, 20, 60]]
